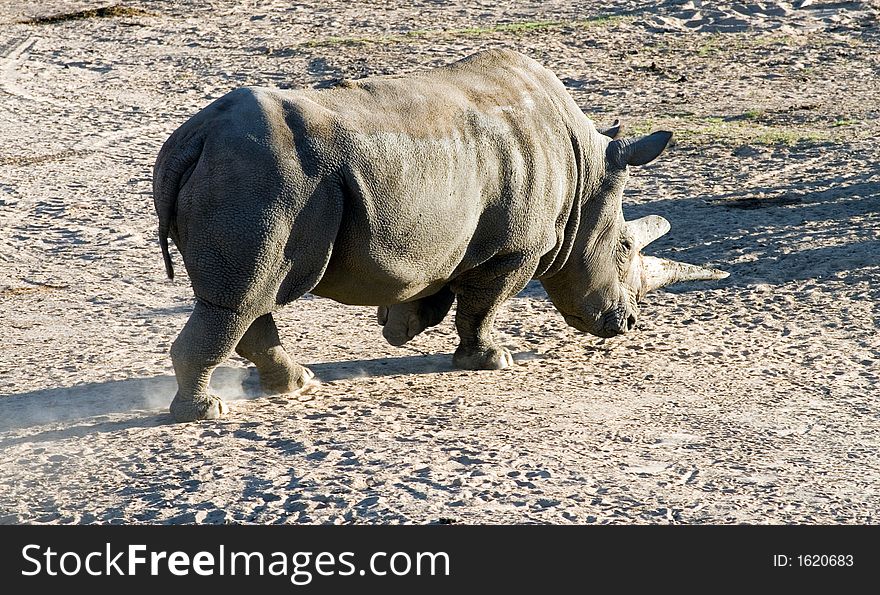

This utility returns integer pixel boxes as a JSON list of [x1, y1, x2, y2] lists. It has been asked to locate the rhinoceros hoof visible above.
[[453, 345, 514, 370], [260, 364, 315, 395], [170, 392, 228, 423], [292, 365, 317, 393]]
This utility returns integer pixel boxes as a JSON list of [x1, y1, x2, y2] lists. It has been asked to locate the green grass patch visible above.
[[750, 128, 827, 146], [625, 114, 832, 147], [301, 16, 630, 48], [424, 20, 561, 36], [832, 118, 857, 127], [695, 35, 723, 56]]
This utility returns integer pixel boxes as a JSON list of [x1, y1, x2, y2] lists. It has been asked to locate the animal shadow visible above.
[[0, 352, 485, 433]]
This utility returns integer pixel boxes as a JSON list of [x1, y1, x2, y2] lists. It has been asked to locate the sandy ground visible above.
[[0, 0, 878, 524]]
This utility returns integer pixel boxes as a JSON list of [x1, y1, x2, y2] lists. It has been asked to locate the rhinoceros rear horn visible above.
[[641, 255, 729, 294], [625, 215, 670, 250], [598, 119, 623, 139], [608, 131, 673, 168]]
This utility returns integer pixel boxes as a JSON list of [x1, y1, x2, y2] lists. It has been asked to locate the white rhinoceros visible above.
[[153, 49, 726, 422]]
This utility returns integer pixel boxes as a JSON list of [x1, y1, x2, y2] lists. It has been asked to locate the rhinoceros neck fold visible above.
[[533, 118, 609, 281], [533, 129, 586, 280]]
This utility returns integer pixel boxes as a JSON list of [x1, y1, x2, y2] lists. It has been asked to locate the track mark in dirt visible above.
[[0, 149, 91, 166], [0, 36, 34, 59], [16, 5, 153, 26], [1, 282, 69, 296], [0, 35, 37, 61], [0, 35, 67, 107], [0, 124, 162, 166]]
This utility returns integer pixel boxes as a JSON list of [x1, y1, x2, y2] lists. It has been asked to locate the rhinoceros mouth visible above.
[[563, 310, 635, 338], [562, 313, 607, 336], [600, 309, 637, 336]]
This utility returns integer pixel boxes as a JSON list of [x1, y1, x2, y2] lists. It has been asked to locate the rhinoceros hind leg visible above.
[[450, 258, 530, 371], [235, 313, 314, 395], [379, 286, 455, 347], [169, 301, 251, 422]]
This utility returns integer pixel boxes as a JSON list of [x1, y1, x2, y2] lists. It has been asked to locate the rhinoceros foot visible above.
[[170, 392, 228, 423], [258, 363, 315, 395], [379, 288, 456, 347], [453, 344, 514, 370], [380, 306, 424, 347]]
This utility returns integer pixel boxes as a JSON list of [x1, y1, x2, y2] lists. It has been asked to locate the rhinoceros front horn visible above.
[[626, 215, 729, 294], [641, 255, 729, 294]]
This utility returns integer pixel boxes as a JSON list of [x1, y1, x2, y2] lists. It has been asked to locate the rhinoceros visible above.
[[153, 49, 726, 422]]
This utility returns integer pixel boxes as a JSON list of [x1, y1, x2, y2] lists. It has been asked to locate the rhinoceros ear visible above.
[[607, 130, 673, 168], [598, 119, 623, 139]]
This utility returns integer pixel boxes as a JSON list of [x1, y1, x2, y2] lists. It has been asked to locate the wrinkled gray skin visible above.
[[154, 49, 725, 422]]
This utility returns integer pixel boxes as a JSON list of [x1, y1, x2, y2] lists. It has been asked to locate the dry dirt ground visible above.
[[0, 1, 878, 524]]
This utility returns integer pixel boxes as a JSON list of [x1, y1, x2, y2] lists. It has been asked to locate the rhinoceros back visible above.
[[154, 49, 596, 311], [300, 49, 593, 304]]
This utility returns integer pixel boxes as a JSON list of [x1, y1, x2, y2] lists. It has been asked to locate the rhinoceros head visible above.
[[540, 126, 728, 338]]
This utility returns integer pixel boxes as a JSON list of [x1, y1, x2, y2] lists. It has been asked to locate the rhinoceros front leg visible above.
[[235, 312, 314, 394], [451, 265, 531, 370], [377, 286, 455, 346], [170, 301, 251, 422]]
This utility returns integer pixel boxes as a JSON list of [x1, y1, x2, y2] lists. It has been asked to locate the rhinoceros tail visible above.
[[153, 133, 204, 281], [159, 233, 174, 280]]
